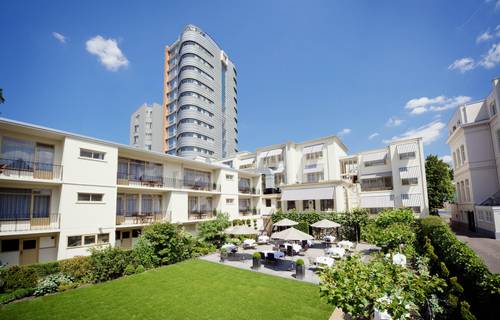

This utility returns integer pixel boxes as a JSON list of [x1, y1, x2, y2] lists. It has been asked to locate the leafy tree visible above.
[[198, 212, 231, 247], [319, 255, 445, 319], [0, 88, 4, 104], [425, 154, 454, 212], [340, 208, 368, 242]]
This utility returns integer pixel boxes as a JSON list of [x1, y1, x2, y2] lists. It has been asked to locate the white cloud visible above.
[[405, 95, 471, 115], [385, 117, 404, 127], [448, 57, 476, 73], [477, 30, 493, 43], [440, 155, 452, 164], [479, 42, 500, 69], [337, 128, 351, 136], [368, 132, 379, 140], [85, 35, 129, 71], [496, 25, 500, 37], [52, 32, 66, 43], [383, 121, 445, 145]]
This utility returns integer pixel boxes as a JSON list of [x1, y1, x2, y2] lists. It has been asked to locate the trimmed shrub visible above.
[[59, 256, 91, 282], [296, 259, 304, 266], [1, 265, 38, 291], [34, 273, 73, 296], [130, 237, 159, 269], [124, 264, 136, 276], [418, 216, 500, 319], [192, 240, 216, 257], [0, 288, 34, 304], [88, 246, 132, 282], [29, 261, 60, 278], [252, 252, 261, 259], [135, 265, 145, 274]]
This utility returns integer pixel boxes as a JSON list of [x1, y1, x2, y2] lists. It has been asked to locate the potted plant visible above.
[[252, 252, 261, 269], [295, 259, 305, 279], [220, 247, 227, 262]]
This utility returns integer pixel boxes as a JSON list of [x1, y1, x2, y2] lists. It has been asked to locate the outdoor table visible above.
[[323, 235, 335, 243], [257, 235, 269, 244], [315, 256, 335, 268], [242, 239, 256, 248], [338, 240, 354, 250], [221, 243, 237, 252], [283, 243, 302, 253], [326, 246, 345, 258], [261, 250, 284, 259]]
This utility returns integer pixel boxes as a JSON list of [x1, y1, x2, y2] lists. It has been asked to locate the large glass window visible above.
[[0, 188, 51, 220], [320, 199, 334, 211], [183, 168, 211, 189], [360, 176, 393, 191]]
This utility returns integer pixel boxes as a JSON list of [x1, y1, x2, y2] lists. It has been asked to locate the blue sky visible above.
[[1, 0, 500, 161]]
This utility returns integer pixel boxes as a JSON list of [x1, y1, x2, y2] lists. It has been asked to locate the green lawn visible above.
[[0, 259, 332, 320]]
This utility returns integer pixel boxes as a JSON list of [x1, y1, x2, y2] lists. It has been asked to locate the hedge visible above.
[[418, 216, 500, 319], [0, 260, 61, 292]]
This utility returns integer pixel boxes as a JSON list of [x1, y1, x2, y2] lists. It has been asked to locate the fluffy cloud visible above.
[[405, 95, 471, 115], [439, 155, 452, 164], [477, 30, 493, 43], [479, 42, 500, 69], [86, 35, 129, 71], [385, 117, 404, 127], [368, 132, 379, 140], [337, 128, 351, 136], [448, 58, 475, 73], [383, 121, 445, 145], [52, 32, 66, 43]]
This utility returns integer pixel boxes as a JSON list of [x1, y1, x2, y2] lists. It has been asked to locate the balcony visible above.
[[116, 211, 168, 226], [182, 179, 220, 192], [263, 188, 281, 195], [0, 213, 60, 233], [238, 186, 258, 194], [188, 209, 214, 221], [116, 173, 220, 192], [0, 158, 63, 181], [239, 208, 258, 216]]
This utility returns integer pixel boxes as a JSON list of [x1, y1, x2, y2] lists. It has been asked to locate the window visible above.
[[305, 172, 324, 183], [97, 233, 109, 244], [1, 239, 19, 252], [399, 152, 416, 160], [320, 199, 334, 211], [478, 210, 484, 221], [465, 179, 471, 202], [491, 103, 497, 116], [77, 193, 104, 202], [122, 231, 130, 239], [456, 148, 461, 166], [265, 199, 272, 207], [364, 159, 386, 167], [133, 136, 139, 144], [453, 152, 457, 168], [67, 236, 82, 247], [401, 178, 418, 186], [410, 206, 421, 213], [456, 183, 461, 202], [360, 176, 393, 191], [84, 235, 96, 245], [460, 145, 466, 163], [134, 125, 139, 133], [132, 229, 141, 238], [226, 198, 234, 205], [80, 149, 105, 160]]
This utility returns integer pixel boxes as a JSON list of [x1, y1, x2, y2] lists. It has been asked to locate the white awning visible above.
[[239, 158, 255, 167], [399, 166, 420, 179], [362, 151, 387, 162], [303, 144, 324, 154], [401, 193, 423, 207], [266, 148, 283, 157], [360, 171, 392, 180], [281, 186, 335, 201], [396, 143, 418, 154], [360, 194, 394, 208]]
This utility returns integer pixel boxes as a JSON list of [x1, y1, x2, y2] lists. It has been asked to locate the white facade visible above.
[[446, 77, 500, 239], [130, 103, 163, 152], [0, 118, 260, 266], [218, 136, 429, 220]]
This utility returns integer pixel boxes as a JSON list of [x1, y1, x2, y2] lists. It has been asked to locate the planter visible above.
[[296, 264, 305, 279], [252, 256, 261, 269]]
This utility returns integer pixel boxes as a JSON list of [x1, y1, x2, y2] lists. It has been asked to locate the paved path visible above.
[[453, 229, 500, 274]]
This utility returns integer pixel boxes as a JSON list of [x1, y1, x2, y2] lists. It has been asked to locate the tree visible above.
[[198, 212, 231, 247], [425, 154, 454, 212], [0, 88, 5, 104]]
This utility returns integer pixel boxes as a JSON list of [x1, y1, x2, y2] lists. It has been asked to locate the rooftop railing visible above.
[[0, 158, 63, 180], [0, 213, 60, 233]]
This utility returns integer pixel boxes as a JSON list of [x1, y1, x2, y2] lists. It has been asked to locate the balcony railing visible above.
[[188, 209, 214, 221], [116, 211, 168, 225], [239, 208, 258, 216], [116, 174, 220, 192], [263, 188, 281, 195], [0, 213, 60, 233], [238, 186, 258, 194], [0, 158, 63, 180]]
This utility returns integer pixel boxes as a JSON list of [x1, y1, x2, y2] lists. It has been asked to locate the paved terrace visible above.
[[201, 242, 381, 284]]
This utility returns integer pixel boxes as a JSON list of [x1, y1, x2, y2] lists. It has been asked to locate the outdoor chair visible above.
[[266, 252, 277, 265], [286, 246, 293, 256]]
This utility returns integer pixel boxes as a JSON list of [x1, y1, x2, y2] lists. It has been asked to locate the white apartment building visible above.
[[218, 135, 429, 230], [446, 78, 500, 239], [130, 103, 163, 152], [0, 118, 261, 266]]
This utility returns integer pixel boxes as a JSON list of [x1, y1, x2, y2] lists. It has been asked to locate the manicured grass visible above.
[[0, 259, 332, 320]]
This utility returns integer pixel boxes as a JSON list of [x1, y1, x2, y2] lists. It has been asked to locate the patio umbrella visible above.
[[273, 218, 298, 227], [310, 219, 341, 229], [225, 225, 259, 235], [271, 227, 313, 241]]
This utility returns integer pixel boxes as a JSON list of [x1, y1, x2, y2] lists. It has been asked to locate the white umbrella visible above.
[[225, 225, 259, 235], [311, 219, 341, 229], [271, 227, 313, 241], [273, 218, 298, 227]]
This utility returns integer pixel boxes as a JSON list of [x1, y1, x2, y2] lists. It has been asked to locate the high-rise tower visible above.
[[163, 25, 238, 160]]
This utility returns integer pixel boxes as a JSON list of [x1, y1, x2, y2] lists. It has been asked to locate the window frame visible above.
[[80, 148, 105, 161]]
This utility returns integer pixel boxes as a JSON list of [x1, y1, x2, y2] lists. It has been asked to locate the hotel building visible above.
[[162, 25, 238, 160], [447, 77, 500, 238], [130, 103, 163, 152]]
